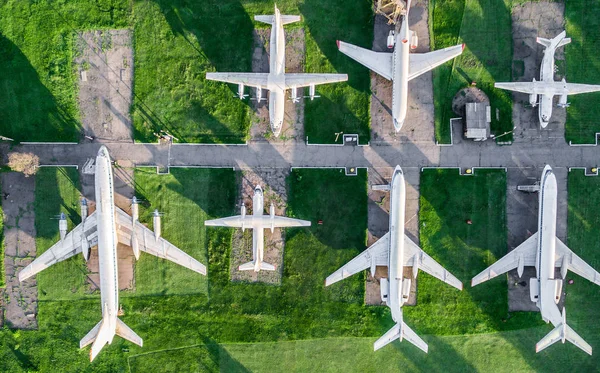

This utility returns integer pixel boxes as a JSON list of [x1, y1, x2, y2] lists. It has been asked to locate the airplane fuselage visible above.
[[387, 167, 407, 322], [94, 147, 119, 342], [390, 16, 412, 131], [537, 43, 558, 127], [534, 166, 562, 325], [251, 186, 266, 269], [265, 8, 286, 135]]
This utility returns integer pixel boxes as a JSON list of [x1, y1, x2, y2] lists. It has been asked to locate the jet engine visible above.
[[269, 204, 275, 233], [401, 278, 412, 302], [387, 31, 395, 49], [380, 278, 389, 304], [554, 279, 563, 304], [410, 31, 418, 50], [240, 204, 247, 231], [80, 199, 90, 261], [59, 213, 67, 241], [557, 93, 569, 108], [153, 210, 161, 241], [130, 197, 140, 260]]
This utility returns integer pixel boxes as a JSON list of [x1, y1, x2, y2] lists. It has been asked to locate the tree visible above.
[[7, 152, 39, 177]]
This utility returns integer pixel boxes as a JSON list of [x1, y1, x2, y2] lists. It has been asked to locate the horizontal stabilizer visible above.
[[374, 321, 428, 353], [536, 322, 592, 355], [116, 318, 143, 347], [80, 320, 103, 348], [536, 31, 570, 50], [89, 319, 112, 362], [372, 184, 391, 191], [238, 261, 276, 272], [255, 15, 300, 25]]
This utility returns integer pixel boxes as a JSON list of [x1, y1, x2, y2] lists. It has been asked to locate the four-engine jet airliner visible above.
[[472, 165, 600, 355], [495, 31, 600, 128], [206, 5, 347, 136], [336, 0, 464, 132], [325, 166, 463, 352], [205, 185, 310, 272], [18, 146, 207, 361]]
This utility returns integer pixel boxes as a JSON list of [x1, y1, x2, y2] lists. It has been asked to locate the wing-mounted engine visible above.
[[240, 204, 247, 231], [254, 87, 265, 103], [387, 31, 395, 49], [152, 209, 162, 241], [412, 252, 420, 279], [130, 197, 140, 260], [529, 79, 538, 107], [409, 30, 418, 50], [80, 199, 91, 261], [269, 204, 275, 233], [290, 86, 300, 103], [237, 83, 249, 100], [380, 278, 390, 305], [304, 84, 320, 101], [401, 278, 412, 303], [59, 212, 68, 241], [557, 93, 569, 108], [554, 279, 563, 304], [529, 277, 540, 304]]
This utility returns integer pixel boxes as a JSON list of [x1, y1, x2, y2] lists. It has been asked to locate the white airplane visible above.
[[336, 0, 464, 132], [206, 5, 348, 136], [325, 166, 463, 352], [205, 185, 310, 272], [472, 165, 600, 355], [19, 146, 206, 361], [495, 31, 600, 128]]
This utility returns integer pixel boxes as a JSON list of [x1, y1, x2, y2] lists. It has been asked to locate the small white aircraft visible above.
[[19, 146, 206, 361], [205, 185, 310, 272], [495, 31, 600, 128], [326, 166, 462, 352], [206, 5, 348, 136], [336, 0, 464, 132], [472, 165, 600, 355]]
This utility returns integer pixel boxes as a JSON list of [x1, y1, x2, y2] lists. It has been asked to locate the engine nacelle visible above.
[[558, 93, 569, 108], [412, 253, 420, 279], [401, 278, 412, 303], [529, 94, 538, 107], [81, 236, 90, 262], [308, 84, 319, 101], [59, 212, 67, 241], [241, 204, 247, 231], [387, 31, 395, 49], [529, 277, 540, 304], [153, 210, 161, 241], [256, 87, 265, 103], [80, 198, 88, 221], [269, 204, 275, 233], [380, 278, 389, 304], [290, 86, 300, 103], [237, 83, 248, 100], [410, 31, 418, 50], [131, 197, 140, 260], [554, 279, 563, 304]]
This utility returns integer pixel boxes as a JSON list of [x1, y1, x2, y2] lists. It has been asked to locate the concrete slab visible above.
[[1, 172, 38, 329]]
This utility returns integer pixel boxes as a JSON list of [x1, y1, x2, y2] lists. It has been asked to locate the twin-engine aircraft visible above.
[[495, 31, 600, 128], [205, 185, 310, 272], [206, 5, 347, 136], [336, 0, 464, 132], [19, 146, 206, 361], [472, 165, 600, 355], [325, 166, 463, 352]]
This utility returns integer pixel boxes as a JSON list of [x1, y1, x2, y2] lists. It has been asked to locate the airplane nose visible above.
[[393, 118, 404, 132]]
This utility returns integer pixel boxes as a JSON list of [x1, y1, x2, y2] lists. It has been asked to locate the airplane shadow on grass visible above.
[[0, 34, 80, 143]]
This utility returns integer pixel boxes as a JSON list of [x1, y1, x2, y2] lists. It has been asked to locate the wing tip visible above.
[[462, 43, 465, 51], [336, 40, 340, 49]]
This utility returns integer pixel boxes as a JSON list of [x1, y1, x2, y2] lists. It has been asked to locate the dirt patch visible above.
[[75, 29, 134, 142], [452, 87, 490, 116], [250, 28, 305, 142], [510, 2, 566, 136], [370, 0, 435, 144], [230, 169, 290, 284], [1, 172, 38, 329]]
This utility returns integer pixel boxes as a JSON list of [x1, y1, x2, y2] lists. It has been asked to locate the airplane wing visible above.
[[19, 212, 99, 282], [555, 238, 600, 285], [337, 41, 393, 80], [269, 216, 311, 228], [471, 232, 538, 286], [325, 232, 389, 286], [408, 44, 464, 81], [403, 235, 463, 290], [284, 73, 348, 89], [204, 215, 244, 228], [115, 208, 206, 275], [205, 73, 269, 89], [494, 82, 537, 94], [565, 83, 600, 95]]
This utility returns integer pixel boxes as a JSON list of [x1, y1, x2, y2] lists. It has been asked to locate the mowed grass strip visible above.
[[131, 168, 237, 296], [0, 0, 131, 142], [430, 0, 513, 143], [565, 0, 600, 144], [34, 167, 90, 301], [415, 168, 541, 335]]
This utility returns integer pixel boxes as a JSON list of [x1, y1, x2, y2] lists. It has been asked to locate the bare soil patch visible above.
[[250, 29, 305, 143], [75, 29, 134, 142], [230, 169, 290, 284]]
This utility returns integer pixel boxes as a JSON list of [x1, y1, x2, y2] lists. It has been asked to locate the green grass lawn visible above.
[[565, 0, 600, 144], [430, 0, 513, 143], [0, 0, 130, 142]]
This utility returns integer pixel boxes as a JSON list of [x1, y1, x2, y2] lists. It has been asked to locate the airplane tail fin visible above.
[[254, 15, 300, 25], [374, 313, 428, 353], [536, 309, 592, 355], [537, 31, 571, 50], [238, 261, 276, 272]]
